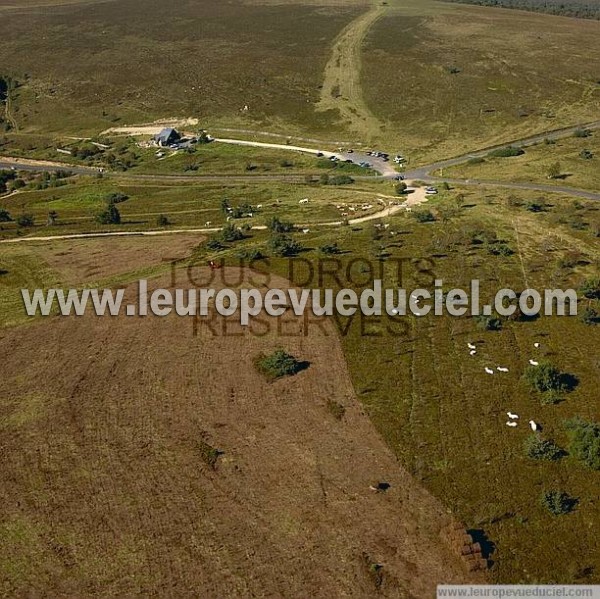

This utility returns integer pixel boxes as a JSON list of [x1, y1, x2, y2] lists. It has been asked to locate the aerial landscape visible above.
[[0, 0, 599, 596]]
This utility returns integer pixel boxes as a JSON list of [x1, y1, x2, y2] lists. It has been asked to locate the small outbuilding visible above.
[[154, 128, 181, 147]]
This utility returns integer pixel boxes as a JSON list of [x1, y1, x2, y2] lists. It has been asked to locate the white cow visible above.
[[467, 342, 477, 350], [497, 366, 509, 373], [529, 420, 539, 431], [529, 359, 539, 366], [506, 421, 518, 428], [507, 412, 519, 420], [485, 367, 494, 375]]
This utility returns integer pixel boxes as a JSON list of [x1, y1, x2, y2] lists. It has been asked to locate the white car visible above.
[[425, 187, 438, 195]]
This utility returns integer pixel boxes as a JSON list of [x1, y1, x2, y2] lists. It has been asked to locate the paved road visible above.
[[405, 119, 600, 180]]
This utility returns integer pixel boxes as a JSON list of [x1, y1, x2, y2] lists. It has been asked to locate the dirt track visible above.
[[0, 267, 479, 597], [317, 3, 386, 139]]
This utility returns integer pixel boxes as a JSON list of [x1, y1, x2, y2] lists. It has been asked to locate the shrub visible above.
[[395, 182, 407, 195], [580, 307, 600, 325], [220, 223, 244, 243], [95, 202, 121, 225], [268, 216, 294, 233], [156, 214, 170, 226], [16, 213, 34, 227], [524, 435, 564, 461], [326, 398, 346, 420], [523, 361, 564, 393], [206, 239, 224, 251], [488, 243, 514, 257], [268, 233, 303, 257], [580, 277, 600, 300], [329, 175, 354, 185], [256, 349, 304, 381], [0, 208, 12, 222], [541, 389, 564, 405], [320, 242, 341, 255], [476, 315, 502, 331], [541, 490, 577, 515], [414, 210, 436, 223], [565, 417, 600, 470], [236, 248, 265, 261], [573, 128, 591, 138], [580, 149, 594, 160], [467, 157, 485, 165], [198, 439, 221, 469], [105, 191, 128, 204], [488, 146, 524, 158], [547, 161, 562, 179], [526, 200, 546, 213]]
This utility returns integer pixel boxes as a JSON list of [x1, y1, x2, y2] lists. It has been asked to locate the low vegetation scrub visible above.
[[541, 490, 577, 516], [524, 434, 564, 461], [255, 349, 305, 381], [565, 417, 600, 470], [320, 242, 341, 255], [488, 146, 524, 158], [326, 398, 346, 420], [573, 128, 592, 138], [198, 438, 221, 469]]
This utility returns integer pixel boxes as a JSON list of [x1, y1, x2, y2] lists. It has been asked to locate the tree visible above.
[[47, 210, 58, 226], [547, 161, 562, 179], [395, 182, 407, 195], [268, 233, 302, 257], [220, 223, 244, 243], [16, 213, 34, 227], [95, 202, 121, 225], [565, 417, 600, 470], [268, 216, 294, 234], [0, 208, 12, 222]]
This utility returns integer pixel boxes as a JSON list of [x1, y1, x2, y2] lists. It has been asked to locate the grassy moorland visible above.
[[362, 1, 600, 160], [0, 0, 363, 136], [440, 131, 600, 192]]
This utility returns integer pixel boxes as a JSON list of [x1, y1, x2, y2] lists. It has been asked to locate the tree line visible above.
[[442, 0, 600, 20]]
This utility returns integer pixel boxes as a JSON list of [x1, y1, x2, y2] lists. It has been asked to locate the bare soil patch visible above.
[[0, 268, 478, 597]]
